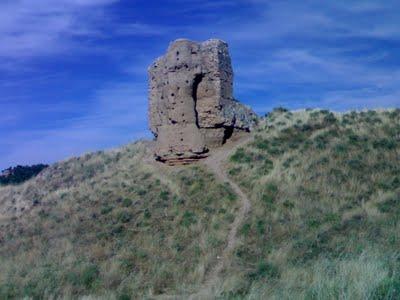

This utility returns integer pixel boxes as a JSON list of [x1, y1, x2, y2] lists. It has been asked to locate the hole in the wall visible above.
[[192, 73, 204, 128], [222, 126, 234, 144]]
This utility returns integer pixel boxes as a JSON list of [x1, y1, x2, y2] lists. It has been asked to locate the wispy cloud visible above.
[[116, 22, 174, 36], [0, 80, 150, 169], [0, 0, 117, 60]]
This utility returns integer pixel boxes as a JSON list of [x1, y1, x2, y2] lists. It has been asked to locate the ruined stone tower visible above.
[[148, 39, 257, 164]]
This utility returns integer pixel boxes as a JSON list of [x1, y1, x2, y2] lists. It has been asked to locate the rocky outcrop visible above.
[[148, 39, 257, 164]]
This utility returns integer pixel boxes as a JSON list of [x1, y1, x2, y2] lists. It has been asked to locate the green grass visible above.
[[0, 108, 399, 299], [0, 142, 239, 299], [222, 108, 400, 299]]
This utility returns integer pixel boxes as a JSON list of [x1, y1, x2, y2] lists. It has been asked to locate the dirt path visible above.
[[188, 135, 253, 299], [146, 135, 253, 299]]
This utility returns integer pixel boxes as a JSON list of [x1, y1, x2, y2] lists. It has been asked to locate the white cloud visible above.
[[0, 0, 117, 59]]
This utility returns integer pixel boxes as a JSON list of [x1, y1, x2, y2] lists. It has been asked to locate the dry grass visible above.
[[0, 108, 399, 299], [0, 141, 239, 299], [221, 108, 400, 299]]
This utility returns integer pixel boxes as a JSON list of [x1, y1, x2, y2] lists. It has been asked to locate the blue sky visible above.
[[1, 0, 400, 169]]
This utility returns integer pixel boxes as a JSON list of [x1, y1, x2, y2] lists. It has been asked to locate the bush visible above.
[[372, 276, 400, 299], [81, 264, 100, 289], [0, 164, 48, 185], [66, 264, 99, 290], [159, 190, 169, 200], [230, 148, 253, 164], [240, 223, 251, 236], [180, 211, 197, 227], [323, 113, 337, 126], [347, 159, 365, 172], [122, 198, 133, 207], [373, 138, 397, 150], [261, 183, 279, 206], [256, 159, 273, 176], [377, 194, 400, 214], [272, 107, 289, 113], [252, 138, 269, 150], [117, 210, 132, 223], [248, 262, 280, 280]]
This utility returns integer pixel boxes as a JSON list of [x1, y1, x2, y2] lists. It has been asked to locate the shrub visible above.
[[0, 283, 17, 299], [272, 107, 289, 113], [66, 264, 99, 290], [256, 219, 266, 235], [159, 190, 169, 200], [323, 113, 337, 126], [122, 198, 133, 207], [307, 217, 322, 229], [180, 211, 197, 227], [248, 262, 280, 280], [252, 139, 269, 150], [101, 205, 113, 215], [257, 159, 273, 176], [377, 194, 400, 214], [261, 183, 278, 206], [229, 167, 242, 176], [240, 223, 251, 236], [333, 143, 349, 156], [118, 293, 132, 300], [314, 134, 330, 150], [0, 164, 48, 185], [117, 210, 132, 223], [347, 159, 365, 172], [373, 138, 397, 150], [230, 148, 253, 164], [81, 264, 100, 289], [373, 275, 400, 299]]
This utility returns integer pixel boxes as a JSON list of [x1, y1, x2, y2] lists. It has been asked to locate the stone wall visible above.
[[148, 39, 257, 164]]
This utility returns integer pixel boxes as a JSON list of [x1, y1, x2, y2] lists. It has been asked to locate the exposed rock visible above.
[[148, 39, 257, 164]]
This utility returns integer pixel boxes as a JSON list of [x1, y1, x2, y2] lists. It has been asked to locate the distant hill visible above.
[[0, 109, 399, 299], [0, 164, 48, 186]]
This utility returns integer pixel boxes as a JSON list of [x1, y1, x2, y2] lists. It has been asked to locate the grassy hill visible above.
[[0, 108, 399, 299]]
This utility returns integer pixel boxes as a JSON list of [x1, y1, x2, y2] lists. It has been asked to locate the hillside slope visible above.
[[0, 109, 399, 299]]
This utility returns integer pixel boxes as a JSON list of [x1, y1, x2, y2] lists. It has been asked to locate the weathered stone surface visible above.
[[148, 38, 257, 164]]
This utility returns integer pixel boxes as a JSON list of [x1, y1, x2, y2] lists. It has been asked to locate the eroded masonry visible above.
[[148, 39, 257, 164]]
